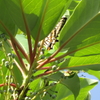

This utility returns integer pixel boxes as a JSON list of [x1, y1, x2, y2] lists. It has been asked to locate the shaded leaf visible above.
[[32, 0, 72, 40], [46, 72, 80, 99], [0, 0, 16, 36], [11, 63, 23, 85], [62, 78, 98, 100], [5, 0, 72, 40], [5, 0, 38, 33]]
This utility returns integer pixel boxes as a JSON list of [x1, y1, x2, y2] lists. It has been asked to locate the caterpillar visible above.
[[39, 17, 67, 53]]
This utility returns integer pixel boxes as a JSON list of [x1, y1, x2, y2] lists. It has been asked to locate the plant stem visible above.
[[35, 70, 54, 79], [0, 83, 16, 87], [35, 67, 72, 79], [11, 41, 27, 75], [31, 1, 50, 67], [8, 38, 29, 62], [18, 0, 32, 64], [40, 67, 52, 70], [44, 41, 100, 63], [37, 40, 100, 69], [31, 82, 57, 100], [18, 62, 37, 100], [0, 21, 29, 62]]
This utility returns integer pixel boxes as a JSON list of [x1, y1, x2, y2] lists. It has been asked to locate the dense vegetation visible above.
[[0, 0, 100, 100]]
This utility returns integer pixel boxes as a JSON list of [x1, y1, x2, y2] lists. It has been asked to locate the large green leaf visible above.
[[68, 0, 81, 11], [11, 63, 23, 85], [0, 46, 23, 86], [59, 0, 100, 56], [72, 43, 100, 57], [41, 83, 74, 100], [0, 44, 9, 84], [15, 34, 28, 54], [5, 0, 72, 40], [87, 70, 100, 80], [46, 72, 80, 99], [31, 0, 72, 40], [0, 0, 16, 36], [4, 0, 37, 33], [60, 55, 100, 70], [63, 78, 98, 100], [0, 63, 8, 84], [39, 77, 98, 100]]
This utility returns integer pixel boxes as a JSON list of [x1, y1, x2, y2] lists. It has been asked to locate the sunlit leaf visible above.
[[60, 55, 100, 70], [87, 70, 100, 80], [15, 34, 28, 53], [5, 0, 72, 40], [59, 0, 100, 56]]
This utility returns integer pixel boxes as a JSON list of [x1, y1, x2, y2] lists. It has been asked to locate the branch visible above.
[[31, 1, 49, 67], [0, 21, 29, 62], [19, 0, 32, 64], [11, 40, 27, 75], [37, 41, 100, 69], [0, 83, 16, 87]]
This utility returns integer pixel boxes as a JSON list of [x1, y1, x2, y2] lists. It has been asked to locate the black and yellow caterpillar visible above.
[[40, 17, 67, 51]]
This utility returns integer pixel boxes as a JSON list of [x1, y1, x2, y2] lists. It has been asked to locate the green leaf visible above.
[[72, 43, 100, 57], [5, 0, 37, 33], [5, 0, 72, 40], [29, 70, 45, 92], [15, 34, 28, 54], [0, 50, 5, 64], [46, 72, 80, 99], [59, 0, 100, 56], [62, 78, 98, 100], [11, 63, 23, 85], [84, 92, 91, 100], [32, 0, 72, 40], [87, 70, 100, 79], [68, 0, 81, 10], [55, 84, 74, 100], [29, 78, 41, 92], [0, 50, 8, 84], [0, 64, 8, 84], [76, 78, 98, 100], [3, 40, 12, 54], [0, 0, 16, 36], [60, 55, 100, 70]]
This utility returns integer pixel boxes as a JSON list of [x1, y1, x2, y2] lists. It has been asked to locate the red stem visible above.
[[0, 83, 16, 88], [19, 0, 32, 64], [0, 21, 29, 62], [35, 68, 65, 79], [31, 1, 50, 67], [47, 41, 100, 63], [40, 67, 52, 70], [35, 70, 54, 79], [0, 84, 5, 87], [37, 41, 100, 69], [36, 32, 80, 69], [35, 66, 77, 79], [11, 40, 27, 75], [36, 17, 96, 69]]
